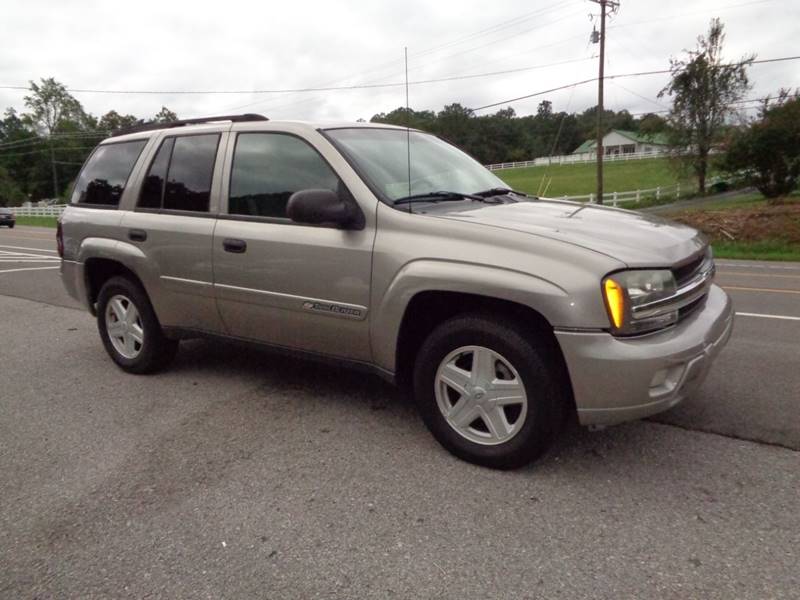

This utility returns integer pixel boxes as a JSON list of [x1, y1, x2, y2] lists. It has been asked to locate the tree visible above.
[[152, 106, 178, 123], [98, 110, 139, 133], [0, 165, 24, 206], [370, 107, 436, 131], [23, 78, 86, 198], [724, 92, 800, 200], [638, 113, 668, 135], [658, 19, 753, 193]]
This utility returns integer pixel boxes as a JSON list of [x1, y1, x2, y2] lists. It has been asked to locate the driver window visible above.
[[229, 133, 341, 218]]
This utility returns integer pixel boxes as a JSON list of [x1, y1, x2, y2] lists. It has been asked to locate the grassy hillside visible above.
[[496, 158, 694, 198]]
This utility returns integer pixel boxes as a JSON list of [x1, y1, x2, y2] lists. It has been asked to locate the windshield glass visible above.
[[325, 128, 507, 202]]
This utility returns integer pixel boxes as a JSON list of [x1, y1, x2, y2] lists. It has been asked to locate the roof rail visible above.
[[111, 113, 268, 137]]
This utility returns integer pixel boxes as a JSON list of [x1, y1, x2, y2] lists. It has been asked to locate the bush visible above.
[[724, 94, 800, 200]]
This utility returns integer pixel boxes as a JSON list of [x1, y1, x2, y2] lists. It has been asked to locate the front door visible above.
[[212, 130, 375, 362]]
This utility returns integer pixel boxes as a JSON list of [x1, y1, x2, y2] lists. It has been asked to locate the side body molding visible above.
[[371, 259, 570, 373]]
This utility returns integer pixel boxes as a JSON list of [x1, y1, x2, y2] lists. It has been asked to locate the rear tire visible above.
[[96, 276, 178, 374], [413, 313, 566, 469]]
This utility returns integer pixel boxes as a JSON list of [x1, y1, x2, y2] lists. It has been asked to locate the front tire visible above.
[[96, 276, 178, 374], [413, 313, 566, 469]]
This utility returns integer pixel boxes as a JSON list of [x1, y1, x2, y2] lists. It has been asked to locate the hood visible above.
[[426, 198, 707, 267]]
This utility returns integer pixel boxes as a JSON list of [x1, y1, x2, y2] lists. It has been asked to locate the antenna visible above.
[[405, 46, 412, 213]]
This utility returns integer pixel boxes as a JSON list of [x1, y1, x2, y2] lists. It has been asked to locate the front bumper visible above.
[[555, 284, 733, 426]]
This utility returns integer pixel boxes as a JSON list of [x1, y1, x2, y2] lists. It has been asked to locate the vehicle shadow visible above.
[[169, 337, 406, 411], [165, 338, 714, 481]]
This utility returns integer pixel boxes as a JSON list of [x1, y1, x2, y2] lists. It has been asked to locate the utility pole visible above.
[[49, 138, 59, 200], [589, 0, 618, 205]]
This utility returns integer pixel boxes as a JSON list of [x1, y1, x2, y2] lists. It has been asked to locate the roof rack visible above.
[[111, 113, 268, 137]]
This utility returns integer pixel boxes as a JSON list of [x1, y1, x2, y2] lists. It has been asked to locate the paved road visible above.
[[1, 225, 799, 598]]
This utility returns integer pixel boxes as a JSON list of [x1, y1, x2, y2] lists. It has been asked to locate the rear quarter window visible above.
[[71, 140, 147, 206]]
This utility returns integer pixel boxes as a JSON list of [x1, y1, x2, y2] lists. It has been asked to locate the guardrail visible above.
[[486, 150, 668, 171], [9, 205, 67, 217]]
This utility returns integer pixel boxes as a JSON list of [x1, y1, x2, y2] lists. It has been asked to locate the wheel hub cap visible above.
[[434, 345, 528, 446], [105, 294, 144, 359]]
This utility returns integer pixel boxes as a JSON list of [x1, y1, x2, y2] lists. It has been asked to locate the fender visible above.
[[371, 259, 575, 373], [78, 237, 161, 312]]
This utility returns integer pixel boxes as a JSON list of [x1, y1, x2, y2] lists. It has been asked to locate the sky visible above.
[[0, 0, 797, 125]]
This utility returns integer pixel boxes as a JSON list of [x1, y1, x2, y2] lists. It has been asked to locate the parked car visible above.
[[58, 114, 733, 469], [0, 207, 15, 228]]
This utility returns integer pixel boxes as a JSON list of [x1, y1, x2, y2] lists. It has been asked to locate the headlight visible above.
[[602, 269, 678, 335]]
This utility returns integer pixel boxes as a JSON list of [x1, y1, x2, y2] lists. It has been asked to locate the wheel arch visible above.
[[78, 238, 152, 315], [84, 257, 148, 315]]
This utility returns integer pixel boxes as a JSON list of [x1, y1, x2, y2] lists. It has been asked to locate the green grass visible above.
[[12, 216, 59, 228], [711, 239, 800, 261], [496, 157, 694, 197]]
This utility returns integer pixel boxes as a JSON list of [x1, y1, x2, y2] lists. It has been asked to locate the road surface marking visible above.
[[0, 244, 58, 253], [722, 285, 800, 295], [736, 312, 800, 322], [717, 271, 800, 280], [0, 266, 59, 274], [717, 262, 800, 271]]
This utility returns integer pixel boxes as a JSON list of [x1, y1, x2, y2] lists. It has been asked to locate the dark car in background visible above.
[[0, 207, 16, 228]]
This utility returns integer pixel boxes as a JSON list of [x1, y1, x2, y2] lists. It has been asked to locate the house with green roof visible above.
[[572, 129, 669, 159]]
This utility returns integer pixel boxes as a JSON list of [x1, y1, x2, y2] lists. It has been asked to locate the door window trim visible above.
[[71, 138, 149, 209], [134, 132, 222, 215], [222, 131, 360, 226]]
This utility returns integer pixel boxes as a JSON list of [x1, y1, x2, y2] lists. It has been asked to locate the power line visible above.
[[0, 57, 598, 96], [216, 3, 583, 114], [0, 145, 97, 158], [472, 55, 800, 111], [0, 131, 107, 150], [608, 0, 779, 31]]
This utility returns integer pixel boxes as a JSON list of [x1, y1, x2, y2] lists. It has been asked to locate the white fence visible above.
[[9, 204, 67, 217], [553, 183, 686, 207], [486, 150, 667, 171]]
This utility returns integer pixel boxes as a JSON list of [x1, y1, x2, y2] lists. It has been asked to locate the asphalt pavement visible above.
[[1, 225, 798, 598]]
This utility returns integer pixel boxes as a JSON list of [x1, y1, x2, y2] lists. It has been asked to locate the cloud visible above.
[[1, 0, 797, 123]]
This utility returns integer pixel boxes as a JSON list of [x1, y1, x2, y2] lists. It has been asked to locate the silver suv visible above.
[[59, 114, 733, 469]]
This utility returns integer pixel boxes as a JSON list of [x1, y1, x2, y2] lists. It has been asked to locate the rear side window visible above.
[[137, 134, 219, 213], [71, 140, 147, 206], [229, 133, 341, 218], [138, 138, 174, 209]]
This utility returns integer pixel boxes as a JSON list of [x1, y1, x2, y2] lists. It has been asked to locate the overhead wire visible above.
[[471, 56, 800, 112]]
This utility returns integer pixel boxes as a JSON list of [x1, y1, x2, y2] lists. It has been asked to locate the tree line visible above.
[[370, 102, 668, 166], [1, 19, 796, 205], [0, 77, 177, 204]]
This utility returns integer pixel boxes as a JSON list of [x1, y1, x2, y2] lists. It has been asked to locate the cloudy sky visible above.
[[1, 0, 797, 124]]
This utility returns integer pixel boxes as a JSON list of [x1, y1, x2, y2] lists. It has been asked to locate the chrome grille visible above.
[[632, 249, 715, 321]]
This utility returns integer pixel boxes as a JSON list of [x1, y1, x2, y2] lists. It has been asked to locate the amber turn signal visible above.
[[603, 278, 625, 329]]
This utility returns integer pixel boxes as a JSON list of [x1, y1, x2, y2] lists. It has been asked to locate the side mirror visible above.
[[287, 189, 362, 229]]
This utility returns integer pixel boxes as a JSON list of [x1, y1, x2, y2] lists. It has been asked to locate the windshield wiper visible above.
[[473, 187, 528, 198], [393, 190, 484, 205]]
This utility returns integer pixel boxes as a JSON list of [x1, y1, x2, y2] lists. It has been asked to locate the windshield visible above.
[[325, 128, 507, 203]]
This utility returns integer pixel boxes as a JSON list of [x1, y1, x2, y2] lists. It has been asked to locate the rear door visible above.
[[120, 127, 228, 333], [212, 127, 376, 362]]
